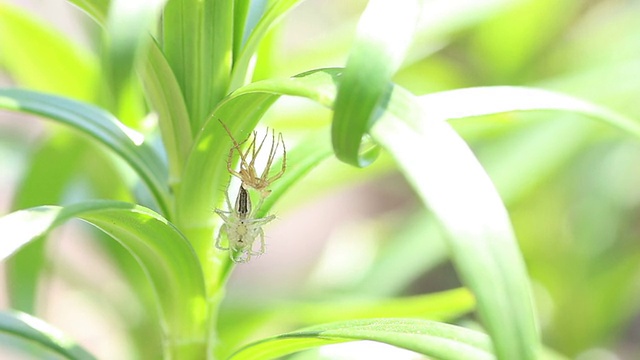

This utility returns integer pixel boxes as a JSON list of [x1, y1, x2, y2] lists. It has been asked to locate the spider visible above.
[[219, 119, 286, 199], [214, 184, 275, 263]]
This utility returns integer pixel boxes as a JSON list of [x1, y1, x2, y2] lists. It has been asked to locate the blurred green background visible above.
[[1, 0, 640, 358]]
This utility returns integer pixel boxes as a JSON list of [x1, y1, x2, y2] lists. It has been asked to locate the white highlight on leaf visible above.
[[0, 207, 59, 260]]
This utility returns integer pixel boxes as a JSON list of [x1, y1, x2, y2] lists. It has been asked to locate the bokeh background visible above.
[[2, 0, 640, 359]]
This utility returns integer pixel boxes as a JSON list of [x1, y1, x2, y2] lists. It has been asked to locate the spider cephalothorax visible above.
[[214, 185, 275, 263]]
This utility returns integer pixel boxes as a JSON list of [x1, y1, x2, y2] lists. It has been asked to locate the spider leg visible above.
[[264, 132, 287, 186], [220, 119, 253, 178], [245, 214, 275, 226], [253, 196, 265, 215], [252, 228, 266, 256], [215, 224, 229, 250], [241, 132, 257, 169], [258, 128, 277, 183], [247, 130, 269, 182], [214, 209, 231, 221]]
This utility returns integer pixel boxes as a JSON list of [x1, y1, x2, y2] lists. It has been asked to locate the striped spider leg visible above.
[[214, 184, 275, 263], [218, 119, 287, 201]]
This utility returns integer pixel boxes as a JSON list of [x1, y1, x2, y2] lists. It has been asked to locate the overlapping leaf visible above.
[[0, 201, 207, 359]]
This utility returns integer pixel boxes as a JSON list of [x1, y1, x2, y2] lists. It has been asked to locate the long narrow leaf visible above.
[[332, 0, 421, 167], [141, 40, 193, 185], [229, 318, 495, 360], [218, 288, 474, 358], [0, 201, 207, 359], [162, 0, 233, 128], [0, 89, 171, 216], [417, 86, 640, 137], [228, 0, 305, 92], [7, 135, 88, 313], [0, 311, 96, 360], [103, 0, 167, 101], [371, 88, 539, 359]]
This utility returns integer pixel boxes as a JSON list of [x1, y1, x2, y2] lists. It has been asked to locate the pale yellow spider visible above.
[[219, 119, 286, 199], [214, 184, 275, 263]]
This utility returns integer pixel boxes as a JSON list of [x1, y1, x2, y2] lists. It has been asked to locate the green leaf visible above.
[[0, 89, 172, 217], [218, 288, 474, 359], [102, 0, 167, 100], [162, 0, 233, 129], [0, 3, 97, 101], [370, 87, 539, 360], [228, 0, 305, 92], [0, 201, 207, 359], [7, 135, 88, 313], [416, 86, 640, 137], [332, 0, 421, 167], [0, 311, 96, 360], [141, 40, 193, 187], [229, 318, 495, 360]]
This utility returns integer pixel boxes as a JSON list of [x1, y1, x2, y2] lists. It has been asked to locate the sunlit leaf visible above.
[[141, 40, 192, 184], [0, 311, 96, 360], [7, 135, 88, 313], [332, 0, 421, 167], [0, 89, 171, 216], [371, 87, 539, 359], [229, 318, 494, 360], [162, 0, 233, 128], [0, 201, 207, 359], [103, 0, 167, 100], [228, 0, 306, 92]]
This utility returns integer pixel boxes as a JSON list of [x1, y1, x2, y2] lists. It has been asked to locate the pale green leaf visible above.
[[371, 87, 539, 360], [218, 288, 474, 359], [228, 0, 305, 92], [0, 201, 207, 359], [0, 89, 171, 216], [0, 311, 96, 360], [102, 0, 167, 102], [162, 0, 233, 128], [332, 0, 421, 167], [229, 318, 494, 360], [141, 40, 192, 186]]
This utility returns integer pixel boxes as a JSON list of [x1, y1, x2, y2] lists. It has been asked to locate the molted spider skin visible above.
[[219, 119, 287, 199]]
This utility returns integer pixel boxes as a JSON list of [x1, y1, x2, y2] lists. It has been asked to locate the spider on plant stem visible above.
[[218, 119, 286, 200], [214, 183, 275, 263]]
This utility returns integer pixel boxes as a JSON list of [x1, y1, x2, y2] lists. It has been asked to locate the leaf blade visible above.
[[331, 0, 421, 167], [0, 89, 171, 216], [229, 318, 494, 360], [0, 311, 96, 360], [0, 201, 207, 359]]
